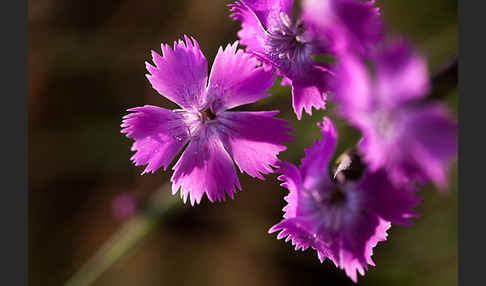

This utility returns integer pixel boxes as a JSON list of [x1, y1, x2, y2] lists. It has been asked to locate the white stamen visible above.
[[280, 12, 292, 28]]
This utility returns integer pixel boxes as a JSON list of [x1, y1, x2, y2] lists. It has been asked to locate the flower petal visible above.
[[405, 103, 457, 189], [300, 117, 337, 189], [333, 0, 383, 55], [357, 103, 457, 189], [217, 111, 293, 180], [290, 64, 332, 119], [376, 39, 429, 105], [268, 213, 389, 283], [268, 217, 319, 252], [360, 170, 421, 226], [276, 161, 302, 218], [302, 0, 383, 56], [336, 215, 390, 283], [230, 0, 294, 31], [333, 54, 372, 112], [207, 42, 276, 112], [171, 126, 241, 205], [145, 35, 208, 110], [229, 1, 269, 53], [121, 106, 190, 174]]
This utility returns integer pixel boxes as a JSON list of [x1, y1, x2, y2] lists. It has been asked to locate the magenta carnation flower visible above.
[[229, 0, 383, 119], [302, 0, 383, 57], [269, 117, 420, 282], [333, 39, 458, 189], [229, 0, 333, 119], [121, 36, 293, 205]]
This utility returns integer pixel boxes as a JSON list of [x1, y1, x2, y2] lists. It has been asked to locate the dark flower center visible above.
[[200, 108, 217, 123], [204, 108, 217, 120], [311, 185, 348, 208], [308, 185, 358, 232], [267, 13, 312, 65], [329, 188, 347, 205]]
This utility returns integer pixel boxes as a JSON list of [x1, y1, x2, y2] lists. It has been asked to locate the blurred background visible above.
[[28, 0, 458, 285]]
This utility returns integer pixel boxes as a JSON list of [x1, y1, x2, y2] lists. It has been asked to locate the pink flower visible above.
[[121, 36, 293, 205], [333, 39, 457, 188], [269, 117, 420, 282]]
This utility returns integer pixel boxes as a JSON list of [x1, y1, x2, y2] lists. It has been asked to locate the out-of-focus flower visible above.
[[112, 192, 137, 220], [121, 36, 293, 205], [333, 39, 458, 189], [302, 0, 383, 57], [269, 117, 420, 282]]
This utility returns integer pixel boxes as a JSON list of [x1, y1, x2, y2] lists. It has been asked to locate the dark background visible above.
[[28, 0, 458, 285]]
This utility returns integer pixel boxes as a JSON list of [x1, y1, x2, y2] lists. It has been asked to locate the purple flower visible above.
[[229, 0, 333, 119], [229, 0, 383, 119], [302, 0, 383, 57], [333, 39, 458, 189], [269, 117, 420, 282], [121, 36, 293, 205]]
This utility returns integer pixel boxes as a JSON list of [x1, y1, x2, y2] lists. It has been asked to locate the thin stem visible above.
[[430, 56, 458, 100], [64, 183, 180, 286], [432, 56, 458, 80]]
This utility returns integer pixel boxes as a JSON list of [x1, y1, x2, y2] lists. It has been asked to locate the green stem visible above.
[[64, 183, 180, 286]]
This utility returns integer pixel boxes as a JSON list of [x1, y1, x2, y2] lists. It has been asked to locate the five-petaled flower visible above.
[[333, 39, 457, 189], [229, 0, 331, 119], [269, 117, 421, 282], [229, 0, 383, 119], [121, 36, 293, 205]]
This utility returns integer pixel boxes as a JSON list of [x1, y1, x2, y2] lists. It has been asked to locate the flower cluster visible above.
[[121, 0, 457, 282]]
